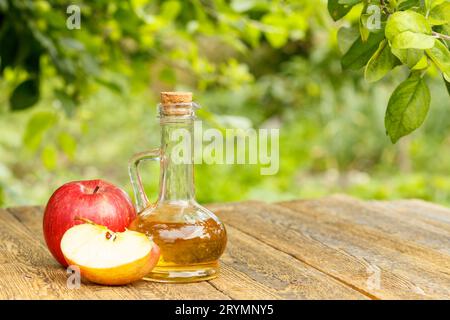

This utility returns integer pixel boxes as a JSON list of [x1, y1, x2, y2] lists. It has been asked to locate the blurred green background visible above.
[[1, 0, 449, 208]]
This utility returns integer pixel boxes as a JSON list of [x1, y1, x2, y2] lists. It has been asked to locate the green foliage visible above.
[[342, 31, 385, 70], [1, 0, 294, 180], [385, 73, 431, 143], [427, 40, 450, 80], [328, 0, 361, 21], [428, 1, 450, 25], [329, 0, 450, 143], [365, 40, 399, 82], [57, 132, 77, 160], [23, 111, 58, 151], [385, 11, 434, 49], [9, 78, 40, 110], [1, 0, 450, 208]]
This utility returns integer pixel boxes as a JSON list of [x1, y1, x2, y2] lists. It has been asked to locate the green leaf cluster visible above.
[[329, 0, 450, 143], [1, 0, 325, 170]]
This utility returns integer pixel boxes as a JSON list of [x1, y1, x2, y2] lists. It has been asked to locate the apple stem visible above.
[[93, 186, 100, 194]]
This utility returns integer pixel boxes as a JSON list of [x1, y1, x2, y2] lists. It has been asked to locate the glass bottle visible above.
[[128, 92, 227, 283]]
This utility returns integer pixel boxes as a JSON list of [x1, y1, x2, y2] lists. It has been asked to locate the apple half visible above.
[[61, 223, 160, 285]]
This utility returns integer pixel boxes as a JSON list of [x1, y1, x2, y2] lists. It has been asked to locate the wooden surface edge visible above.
[[1, 207, 229, 300], [5, 206, 366, 299], [209, 198, 450, 299], [2, 196, 450, 300], [275, 196, 450, 299]]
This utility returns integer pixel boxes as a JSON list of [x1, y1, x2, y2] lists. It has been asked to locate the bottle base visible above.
[[142, 262, 220, 283]]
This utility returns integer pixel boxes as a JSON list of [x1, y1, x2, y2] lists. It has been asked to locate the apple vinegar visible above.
[[128, 92, 227, 282], [129, 216, 227, 282]]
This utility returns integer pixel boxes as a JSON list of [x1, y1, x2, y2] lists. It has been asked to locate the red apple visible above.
[[43, 179, 136, 266]]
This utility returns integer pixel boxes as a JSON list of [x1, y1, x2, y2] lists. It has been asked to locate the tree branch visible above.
[[432, 31, 450, 41], [379, 0, 391, 15]]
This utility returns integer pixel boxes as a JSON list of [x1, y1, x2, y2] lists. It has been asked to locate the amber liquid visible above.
[[129, 213, 227, 282]]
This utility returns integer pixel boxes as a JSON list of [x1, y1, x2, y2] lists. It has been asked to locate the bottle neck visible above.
[[158, 117, 195, 203]]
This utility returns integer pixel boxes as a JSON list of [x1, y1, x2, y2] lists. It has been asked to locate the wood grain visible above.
[[277, 196, 450, 299], [211, 225, 366, 299], [6, 206, 364, 299], [2, 196, 450, 300], [370, 199, 450, 235], [279, 196, 450, 267], [0, 207, 116, 299], [209, 198, 450, 299], [2, 207, 228, 300], [302, 195, 450, 254]]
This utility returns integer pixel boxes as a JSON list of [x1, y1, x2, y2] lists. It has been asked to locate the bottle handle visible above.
[[128, 149, 160, 213]]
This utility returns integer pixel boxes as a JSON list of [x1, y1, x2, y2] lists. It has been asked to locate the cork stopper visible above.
[[160, 92, 193, 116]]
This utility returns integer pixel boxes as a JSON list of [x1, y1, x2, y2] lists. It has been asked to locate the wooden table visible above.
[[1, 195, 449, 300]]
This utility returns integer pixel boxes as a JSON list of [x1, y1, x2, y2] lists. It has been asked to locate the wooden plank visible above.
[[370, 199, 450, 234], [8, 207, 270, 299], [280, 196, 450, 262], [6, 206, 44, 237], [211, 226, 366, 299], [384, 199, 450, 221], [0, 207, 122, 299], [2, 207, 228, 300], [9, 206, 365, 299], [278, 197, 450, 299], [208, 200, 450, 299]]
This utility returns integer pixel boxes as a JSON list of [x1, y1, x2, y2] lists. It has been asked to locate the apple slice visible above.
[[61, 223, 160, 285]]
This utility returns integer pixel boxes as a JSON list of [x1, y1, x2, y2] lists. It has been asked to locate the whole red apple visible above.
[[43, 179, 136, 266]]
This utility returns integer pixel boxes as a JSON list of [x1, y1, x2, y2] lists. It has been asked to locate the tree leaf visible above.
[[55, 90, 77, 117], [386, 11, 434, 50], [23, 111, 58, 151], [337, 26, 360, 54], [444, 76, 450, 96], [41, 144, 58, 170], [339, 0, 362, 4], [244, 21, 261, 48], [428, 2, 450, 25], [426, 40, 450, 80], [365, 40, 398, 82], [424, 0, 438, 11], [411, 55, 429, 70], [391, 48, 425, 68], [327, 0, 361, 21], [391, 31, 435, 49], [262, 14, 289, 48], [57, 132, 77, 160], [385, 74, 431, 143], [95, 77, 123, 93], [160, 0, 181, 20], [231, 0, 260, 12], [398, 0, 422, 11], [341, 31, 385, 70], [59, 37, 85, 52], [9, 78, 40, 111], [359, 3, 370, 42], [386, 11, 432, 38]]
